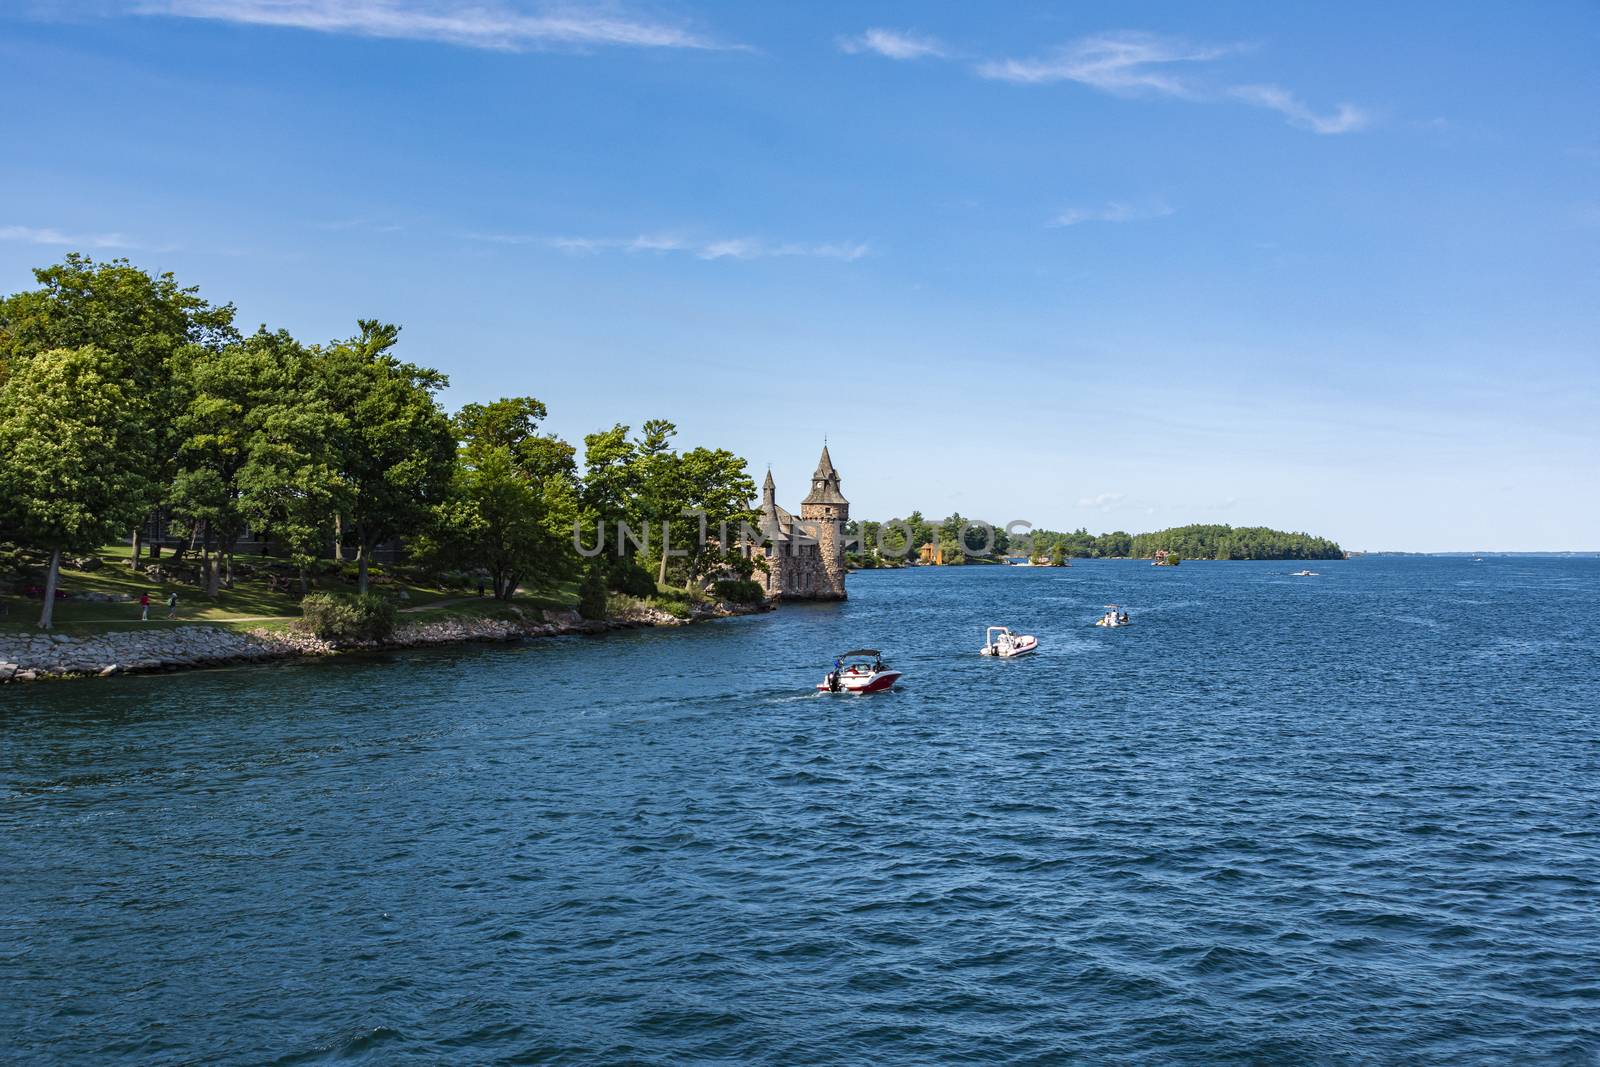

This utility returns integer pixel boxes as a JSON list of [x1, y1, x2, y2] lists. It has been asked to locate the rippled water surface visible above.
[[4, 558, 1599, 1064]]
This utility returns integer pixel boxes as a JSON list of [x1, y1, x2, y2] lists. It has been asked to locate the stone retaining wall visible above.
[[0, 600, 770, 684]]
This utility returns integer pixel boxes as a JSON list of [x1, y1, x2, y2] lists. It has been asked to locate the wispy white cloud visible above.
[[978, 30, 1367, 135], [465, 231, 870, 261], [838, 27, 946, 61], [1075, 491, 1156, 514], [1229, 84, 1367, 134], [0, 225, 133, 249], [1050, 201, 1174, 227], [131, 0, 730, 52], [978, 32, 1230, 96]]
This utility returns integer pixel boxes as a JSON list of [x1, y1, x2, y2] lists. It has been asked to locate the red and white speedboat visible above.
[[981, 625, 1038, 658], [818, 650, 902, 694]]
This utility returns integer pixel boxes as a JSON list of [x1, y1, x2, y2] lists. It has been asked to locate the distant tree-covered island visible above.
[[846, 514, 1343, 565], [1032, 523, 1345, 562]]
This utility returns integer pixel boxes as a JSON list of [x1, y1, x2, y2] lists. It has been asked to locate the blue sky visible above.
[[2, 1, 1596, 550]]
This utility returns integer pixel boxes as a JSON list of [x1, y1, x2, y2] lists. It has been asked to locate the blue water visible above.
[[3, 558, 1598, 1064]]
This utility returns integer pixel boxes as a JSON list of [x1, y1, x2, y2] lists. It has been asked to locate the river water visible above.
[[3, 558, 1598, 1064]]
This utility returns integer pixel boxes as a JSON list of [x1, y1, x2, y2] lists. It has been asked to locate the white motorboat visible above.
[[1291, 569, 1319, 577], [1094, 605, 1131, 628], [818, 649, 903, 694], [981, 625, 1038, 658]]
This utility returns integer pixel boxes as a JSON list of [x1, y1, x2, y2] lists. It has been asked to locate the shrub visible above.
[[300, 592, 398, 642], [649, 587, 695, 618], [337, 562, 385, 583], [0, 543, 37, 582], [607, 557, 657, 598], [578, 566, 609, 620], [713, 579, 764, 604]]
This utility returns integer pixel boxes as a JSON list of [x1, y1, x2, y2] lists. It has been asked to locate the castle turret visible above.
[[800, 444, 849, 598]]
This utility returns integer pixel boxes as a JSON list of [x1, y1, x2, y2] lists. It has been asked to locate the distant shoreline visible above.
[[1351, 551, 1600, 558]]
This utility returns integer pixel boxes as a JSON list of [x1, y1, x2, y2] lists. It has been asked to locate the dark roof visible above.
[[839, 649, 880, 658], [756, 501, 795, 542], [801, 444, 849, 506]]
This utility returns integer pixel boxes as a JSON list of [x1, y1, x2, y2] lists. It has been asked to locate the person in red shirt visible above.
[[139, 592, 151, 622]]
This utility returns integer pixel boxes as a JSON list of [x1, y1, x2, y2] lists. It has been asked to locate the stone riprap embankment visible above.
[[0, 600, 769, 684]]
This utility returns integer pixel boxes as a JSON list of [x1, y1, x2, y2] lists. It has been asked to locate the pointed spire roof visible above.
[[802, 443, 848, 507], [763, 468, 776, 492]]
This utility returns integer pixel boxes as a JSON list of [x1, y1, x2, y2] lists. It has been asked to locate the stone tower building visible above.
[[747, 445, 849, 601], [800, 445, 849, 596]]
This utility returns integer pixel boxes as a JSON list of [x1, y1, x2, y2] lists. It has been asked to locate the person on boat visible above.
[[1119, 610, 1129, 625]]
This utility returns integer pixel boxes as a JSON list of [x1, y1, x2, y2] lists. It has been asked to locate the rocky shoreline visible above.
[[0, 599, 772, 684]]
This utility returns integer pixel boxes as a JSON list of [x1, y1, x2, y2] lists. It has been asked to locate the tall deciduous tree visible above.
[[317, 320, 455, 594], [171, 328, 336, 597], [236, 358, 346, 597], [0, 254, 237, 566], [671, 447, 757, 588], [420, 397, 579, 600], [579, 423, 640, 552], [0, 347, 156, 628]]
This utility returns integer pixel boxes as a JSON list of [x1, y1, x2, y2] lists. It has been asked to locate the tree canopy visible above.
[[0, 255, 765, 623], [0, 346, 158, 627]]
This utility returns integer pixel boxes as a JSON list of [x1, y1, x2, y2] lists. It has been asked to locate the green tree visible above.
[[670, 446, 757, 588], [316, 320, 456, 594], [633, 420, 684, 583], [230, 331, 345, 594], [419, 396, 579, 600], [0, 254, 238, 567], [1095, 530, 1133, 558], [170, 328, 328, 597], [0, 347, 156, 628], [577, 562, 609, 621], [579, 423, 641, 557]]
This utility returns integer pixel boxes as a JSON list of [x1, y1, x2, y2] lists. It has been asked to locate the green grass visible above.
[[395, 582, 580, 626], [0, 548, 577, 635]]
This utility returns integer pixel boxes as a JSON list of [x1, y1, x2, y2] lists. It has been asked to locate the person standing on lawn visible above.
[[166, 591, 179, 619], [139, 592, 151, 621]]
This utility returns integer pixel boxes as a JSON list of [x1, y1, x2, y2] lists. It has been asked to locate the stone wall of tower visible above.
[[787, 542, 827, 598], [797, 505, 848, 600]]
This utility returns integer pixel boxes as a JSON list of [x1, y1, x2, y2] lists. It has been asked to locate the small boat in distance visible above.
[[1095, 605, 1131, 628], [818, 650, 902, 694], [1291, 569, 1320, 577], [981, 626, 1038, 658]]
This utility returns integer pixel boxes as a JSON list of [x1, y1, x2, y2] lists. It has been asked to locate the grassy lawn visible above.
[[0, 547, 570, 635], [394, 581, 580, 626]]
